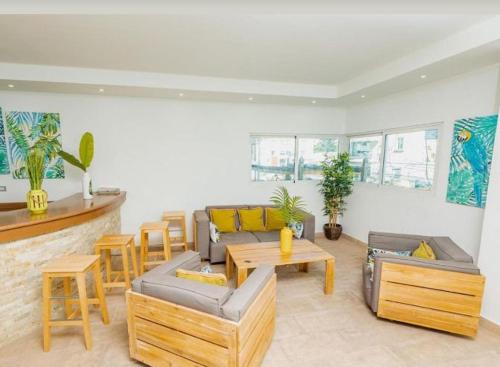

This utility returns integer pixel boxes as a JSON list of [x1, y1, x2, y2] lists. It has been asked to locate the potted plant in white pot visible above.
[[58, 132, 94, 200], [319, 152, 354, 240]]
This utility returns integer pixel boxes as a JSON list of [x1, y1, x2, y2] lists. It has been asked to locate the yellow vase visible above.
[[26, 189, 48, 214], [280, 227, 293, 255]]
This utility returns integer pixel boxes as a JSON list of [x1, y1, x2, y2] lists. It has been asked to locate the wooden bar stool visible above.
[[95, 234, 139, 291], [41, 255, 109, 352], [139, 221, 171, 274], [162, 211, 189, 252]]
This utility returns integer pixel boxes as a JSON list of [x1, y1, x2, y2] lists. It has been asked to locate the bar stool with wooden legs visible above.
[[139, 221, 171, 275], [94, 234, 139, 291], [162, 211, 189, 252], [41, 255, 109, 352]]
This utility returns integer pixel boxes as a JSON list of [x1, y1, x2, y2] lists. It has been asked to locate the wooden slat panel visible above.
[[242, 316, 275, 367], [378, 300, 479, 336], [381, 263, 485, 296], [380, 281, 482, 317], [135, 340, 205, 367], [239, 299, 276, 367], [238, 275, 277, 347], [135, 317, 229, 367], [129, 291, 236, 348]]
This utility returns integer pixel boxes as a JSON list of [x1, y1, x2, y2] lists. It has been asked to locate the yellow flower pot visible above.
[[26, 189, 48, 214], [280, 227, 293, 255]]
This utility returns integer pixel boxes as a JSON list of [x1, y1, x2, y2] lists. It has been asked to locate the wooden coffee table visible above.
[[225, 239, 335, 294]]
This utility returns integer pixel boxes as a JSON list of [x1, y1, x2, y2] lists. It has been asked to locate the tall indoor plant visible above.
[[58, 132, 94, 199], [270, 186, 306, 254], [26, 148, 48, 214], [319, 152, 354, 240]]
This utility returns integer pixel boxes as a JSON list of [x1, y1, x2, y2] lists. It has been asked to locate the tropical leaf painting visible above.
[[446, 114, 498, 208], [0, 108, 9, 174], [5, 111, 65, 179]]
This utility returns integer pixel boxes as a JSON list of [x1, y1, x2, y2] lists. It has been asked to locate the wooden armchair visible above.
[[126, 251, 276, 366]]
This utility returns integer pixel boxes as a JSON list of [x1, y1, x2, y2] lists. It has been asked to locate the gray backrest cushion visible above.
[[368, 231, 431, 252], [133, 274, 233, 317], [222, 264, 275, 322], [132, 251, 201, 292], [428, 237, 474, 263]]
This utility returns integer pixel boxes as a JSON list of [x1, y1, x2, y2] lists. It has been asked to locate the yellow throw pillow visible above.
[[210, 209, 237, 233], [238, 207, 266, 232], [266, 207, 286, 231], [412, 241, 436, 260], [176, 269, 228, 286]]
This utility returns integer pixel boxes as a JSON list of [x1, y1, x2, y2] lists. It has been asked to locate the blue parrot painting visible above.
[[446, 114, 498, 208]]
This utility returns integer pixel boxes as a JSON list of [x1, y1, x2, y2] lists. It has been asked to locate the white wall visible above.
[[477, 102, 500, 324], [343, 66, 500, 260], [0, 92, 345, 238]]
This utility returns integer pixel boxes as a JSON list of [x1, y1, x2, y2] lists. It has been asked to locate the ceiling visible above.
[[0, 15, 489, 85], [0, 14, 499, 105]]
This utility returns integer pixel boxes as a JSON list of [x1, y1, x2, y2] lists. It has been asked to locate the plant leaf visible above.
[[79, 132, 94, 168], [58, 150, 86, 171]]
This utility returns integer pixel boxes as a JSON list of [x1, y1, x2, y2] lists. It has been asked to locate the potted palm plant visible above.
[[26, 148, 48, 214], [270, 186, 306, 254], [319, 152, 354, 240], [58, 132, 94, 200]]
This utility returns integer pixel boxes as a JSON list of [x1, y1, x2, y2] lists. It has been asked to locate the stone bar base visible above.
[[0, 209, 121, 347]]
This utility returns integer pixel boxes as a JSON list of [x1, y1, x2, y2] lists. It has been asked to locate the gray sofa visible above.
[[193, 205, 315, 263], [132, 250, 275, 322], [363, 231, 480, 313]]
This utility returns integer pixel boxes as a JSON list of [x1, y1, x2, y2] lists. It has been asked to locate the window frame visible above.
[[250, 133, 342, 183], [347, 122, 442, 192]]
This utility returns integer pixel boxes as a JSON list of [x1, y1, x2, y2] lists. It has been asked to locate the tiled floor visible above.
[[2, 236, 500, 366]]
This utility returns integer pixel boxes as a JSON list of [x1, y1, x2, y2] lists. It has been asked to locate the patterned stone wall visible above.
[[0, 209, 121, 347]]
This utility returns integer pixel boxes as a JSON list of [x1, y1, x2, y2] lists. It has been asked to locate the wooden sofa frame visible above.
[[126, 274, 276, 367], [377, 263, 485, 337]]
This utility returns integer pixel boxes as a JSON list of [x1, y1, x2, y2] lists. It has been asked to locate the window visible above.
[[251, 136, 295, 181], [297, 137, 338, 180], [383, 128, 438, 190], [348, 135, 383, 183], [251, 135, 339, 181]]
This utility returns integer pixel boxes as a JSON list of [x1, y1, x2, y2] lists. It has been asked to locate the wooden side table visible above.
[[139, 221, 171, 274], [41, 255, 109, 352], [95, 234, 139, 291], [162, 210, 189, 252]]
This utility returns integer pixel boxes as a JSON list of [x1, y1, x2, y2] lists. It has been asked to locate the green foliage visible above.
[[319, 152, 354, 227], [270, 186, 306, 225], [58, 132, 94, 172], [26, 148, 46, 190]]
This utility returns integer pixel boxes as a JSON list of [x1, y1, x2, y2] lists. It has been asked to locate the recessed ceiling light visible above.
[[179, 92, 184, 97], [361, 95, 366, 99], [8, 84, 14, 88], [98, 88, 104, 93], [248, 97, 254, 101], [312, 100, 317, 104], [420, 74, 427, 79]]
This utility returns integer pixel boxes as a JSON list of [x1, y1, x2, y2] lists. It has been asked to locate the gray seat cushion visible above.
[[210, 231, 259, 263], [132, 251, 201, 292], [222, 264, 275, 322], [133, 273, 233, 317], [252, 230, 280, 242]]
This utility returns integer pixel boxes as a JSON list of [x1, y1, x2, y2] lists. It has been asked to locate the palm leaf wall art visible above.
[[0, 108, 9, 174], [446, 114, 498, 208], [5, 111, 65, 179]]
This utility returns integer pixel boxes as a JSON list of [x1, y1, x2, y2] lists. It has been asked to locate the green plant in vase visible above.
[[318, 152, 354, 240], [270, 186, 306, 254], [26, 148, 48, 214], [58, 132, 94, 199]]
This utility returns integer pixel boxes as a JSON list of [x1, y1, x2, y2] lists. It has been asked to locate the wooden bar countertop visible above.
[[0, 192, 126, 244]]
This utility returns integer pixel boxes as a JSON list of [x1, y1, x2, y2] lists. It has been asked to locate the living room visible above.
[[1, 5, 500, 367]]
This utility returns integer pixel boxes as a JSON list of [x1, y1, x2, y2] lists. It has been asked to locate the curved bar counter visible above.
[[0, 192, 126, 347]]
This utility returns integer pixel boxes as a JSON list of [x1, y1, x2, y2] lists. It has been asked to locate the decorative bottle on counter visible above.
[[82, 171, 93, 200]]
